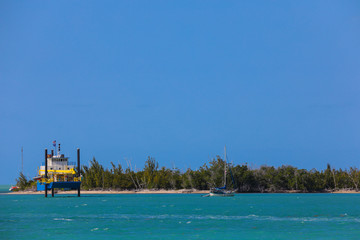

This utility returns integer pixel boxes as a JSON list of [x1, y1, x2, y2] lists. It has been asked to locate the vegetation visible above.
[[78, 156, 360, 193], [15, 172, 35, 191]]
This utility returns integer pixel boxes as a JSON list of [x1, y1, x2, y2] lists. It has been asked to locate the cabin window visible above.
[[59, 168, 61, 170], [50, 168, 53, 170], [67, 168, 70, 170]]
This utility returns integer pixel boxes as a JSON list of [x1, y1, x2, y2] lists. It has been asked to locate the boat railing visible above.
[[39, 176, 82, 184], [73, 177, 82, 182], [39, 178, 54, 184], [41, 161, 76, 166]]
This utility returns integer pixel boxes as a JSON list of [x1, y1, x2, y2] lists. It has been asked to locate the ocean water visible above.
[[1, 193, 360, 239], [0, 185, 11, 193]]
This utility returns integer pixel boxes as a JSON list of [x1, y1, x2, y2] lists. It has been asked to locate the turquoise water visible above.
[[1, 193, 360, 239], [0, 185, 11, 193]]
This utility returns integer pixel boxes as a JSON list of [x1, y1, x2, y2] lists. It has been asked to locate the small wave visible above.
[[61, 213, 360, 223], [53, 218, 73, 221], [91, 228, 99, 231]]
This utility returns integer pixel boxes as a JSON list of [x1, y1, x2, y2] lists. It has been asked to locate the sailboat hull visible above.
[[209, 192, 234, 197], [209, 188, 234, 197]]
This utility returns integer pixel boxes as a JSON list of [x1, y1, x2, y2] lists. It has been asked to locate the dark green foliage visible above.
[[144, 156, 158, 189], [15, 172, 34, 190], [232, 164, 256, 192], [82, 157, 104, 189], [111, 162, 134, 189], [208, 156, 226, 188]]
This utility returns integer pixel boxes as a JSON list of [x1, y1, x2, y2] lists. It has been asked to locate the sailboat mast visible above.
[[21, 147, 23, 173], [224, 145, 227, 187]]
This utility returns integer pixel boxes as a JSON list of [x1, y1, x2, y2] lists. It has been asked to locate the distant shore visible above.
[[5, 189, 209, 195], [331, 189, 360, 194], [4, 189, 360, 195]]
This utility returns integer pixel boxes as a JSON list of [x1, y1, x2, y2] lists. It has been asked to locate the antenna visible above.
[[52, 140, 56, 155], [21, 147, 23, 173], [224, 145, 227, 187]]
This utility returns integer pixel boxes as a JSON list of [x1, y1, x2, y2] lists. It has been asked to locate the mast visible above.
[[52, 140, 56, 156], [224, 145, 227, 188], [21, 147, 23, 173]]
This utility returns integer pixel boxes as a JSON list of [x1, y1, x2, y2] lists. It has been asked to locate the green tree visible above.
[[143, 156, 158, 189], [82, 157, 104, 189], [15, 172, 33, 190]]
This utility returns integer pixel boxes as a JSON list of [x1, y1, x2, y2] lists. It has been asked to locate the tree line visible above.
[[16, 155, 360, 192], [80, 156, 360, 192]]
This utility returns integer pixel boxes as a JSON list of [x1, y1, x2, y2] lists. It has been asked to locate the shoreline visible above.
[[4, 189, 209, 195], [4, 189, 360, 195]]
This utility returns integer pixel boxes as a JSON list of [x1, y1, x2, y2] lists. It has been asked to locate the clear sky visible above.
[[1, 1, 359, 184]]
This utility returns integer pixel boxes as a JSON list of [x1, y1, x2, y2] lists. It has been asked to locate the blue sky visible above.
[[1, 1, 359, 184]]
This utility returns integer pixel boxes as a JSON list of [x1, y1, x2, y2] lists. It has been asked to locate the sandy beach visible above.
[[331, 189, 360, 194]]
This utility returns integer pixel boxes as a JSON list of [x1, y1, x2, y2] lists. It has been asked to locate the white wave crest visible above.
[[53, 218, 73, 221]]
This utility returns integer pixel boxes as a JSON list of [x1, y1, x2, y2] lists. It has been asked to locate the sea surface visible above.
[[1, 192, 360, 239], [0, 185, 11, 193]]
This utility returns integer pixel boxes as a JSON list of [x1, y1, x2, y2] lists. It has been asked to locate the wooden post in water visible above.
[[45, 149, 48, 198], [77, 148, 80, 197], [52, 187, 54, 197]]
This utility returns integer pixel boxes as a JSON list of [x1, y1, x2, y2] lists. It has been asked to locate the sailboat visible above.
[[209, 146, 235, 197]]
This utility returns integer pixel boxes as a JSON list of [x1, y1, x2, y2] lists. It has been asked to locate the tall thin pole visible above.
[[21, 147, 23, 173], [224, 145, 227, 188], [45, 149, 48, 179], [77, 149, 80, 177], [77, 148, 80, 197], [45, 149, 48, 198]]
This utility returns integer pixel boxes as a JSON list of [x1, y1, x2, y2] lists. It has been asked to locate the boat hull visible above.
[[209, 192, 234, 197], [36, 181, 81, 191]]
